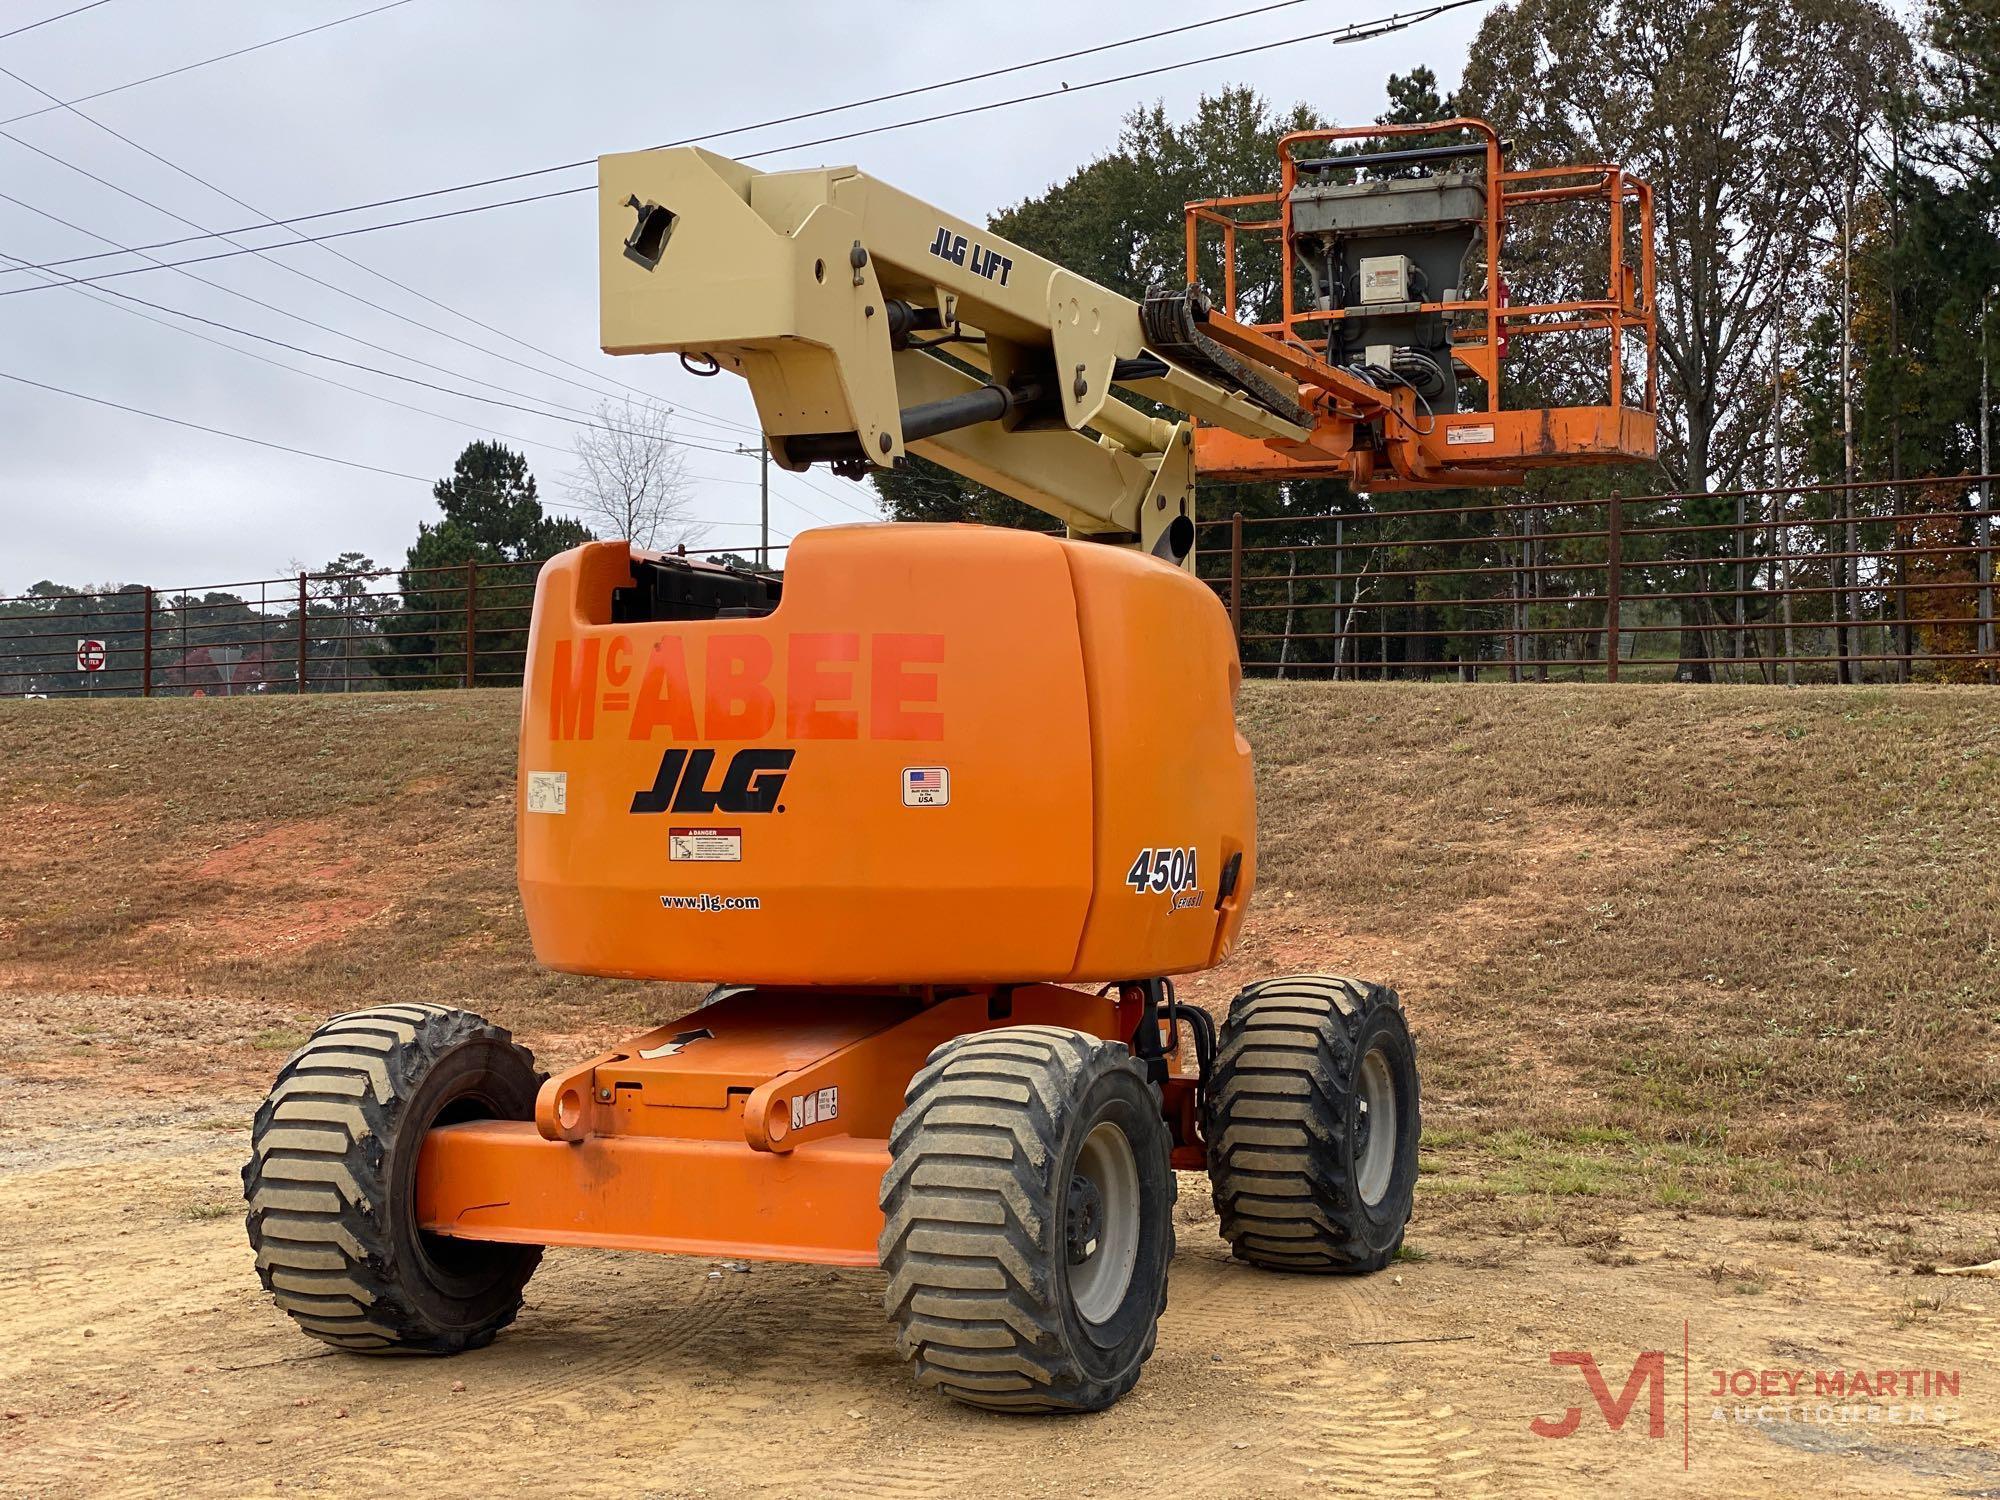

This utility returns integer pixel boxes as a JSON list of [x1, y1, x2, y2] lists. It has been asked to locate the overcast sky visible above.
[[0, 0, 1483, 592]]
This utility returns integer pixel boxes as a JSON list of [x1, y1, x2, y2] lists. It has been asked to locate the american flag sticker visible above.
[[902, 766, 950, 807]]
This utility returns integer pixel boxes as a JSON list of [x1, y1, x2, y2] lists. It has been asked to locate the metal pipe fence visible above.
[[0, 541, 804, 700], [1, 557, 572, 699], [1197, 474, 2000, 684], [3, 476, 1994, 697]]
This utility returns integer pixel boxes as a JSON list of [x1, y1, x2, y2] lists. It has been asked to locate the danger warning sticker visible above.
[[669, 826, 742, 862], [1447, 422, 1497, 446]]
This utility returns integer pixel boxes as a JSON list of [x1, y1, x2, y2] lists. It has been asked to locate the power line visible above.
[[0, 187, 713, 442], [786, 469, 881, 520], [0, 246, 596, 461], [0, 364, 807, 537], [0, 181, 588, 291], [0, 0, 1481, 525], [4, 249, 797, 528], [0, 246, 743, 479], [0, 229, 782, 544], [0, 366, 432, 481], [0, 0, 414, 125], [1, 180, 774, 495], [0, 58, 737, 424], [0, 24, 761, 436], [0, 107, 673, 429], [0, 0, 1326, 243], [0, 0, 118, 46], [0, 0, 1481, 286], [0, 215, 746, 452], [0, 193, 756, 463], [0, 77, 760, 445]]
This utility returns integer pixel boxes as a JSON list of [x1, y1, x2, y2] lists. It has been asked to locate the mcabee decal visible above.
[[547, 631, 943, 743]]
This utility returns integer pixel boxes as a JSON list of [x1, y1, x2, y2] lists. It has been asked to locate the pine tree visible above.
[[382, 442, 590, 686]]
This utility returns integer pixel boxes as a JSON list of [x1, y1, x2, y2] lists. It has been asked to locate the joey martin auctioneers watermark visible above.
[[1530, 1327, 1964, 1470]]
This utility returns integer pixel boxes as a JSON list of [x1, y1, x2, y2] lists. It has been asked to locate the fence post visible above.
[[1979, 466, 1996, 682], [1509, 507, 1524, 685], [141, 586, 154, 697], [1532, 503, 1549, 684], [1333, 516, 1346, 682], [464, 559, 478, 688], [296, 573, 308, 693], [1228, 512, 1244, 654], [1605, 491, 1623, 682]]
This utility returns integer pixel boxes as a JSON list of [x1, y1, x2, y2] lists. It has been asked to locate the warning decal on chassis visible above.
[[790, 1086, 839, 1130], [669, 826, 742, 861]]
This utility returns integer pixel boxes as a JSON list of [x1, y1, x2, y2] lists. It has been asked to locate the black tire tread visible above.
[[1206, 974, 1414, 1272], [242, 1003, 540, 1354], [879, 1025, 1172, 1413]]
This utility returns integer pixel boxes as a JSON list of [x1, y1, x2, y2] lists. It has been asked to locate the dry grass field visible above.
[[4, 683, 1994, 1228], [2, 684, 1997, 1497]]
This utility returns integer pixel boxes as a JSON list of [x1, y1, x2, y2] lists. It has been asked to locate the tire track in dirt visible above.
[[1155, 1336, 1497, 1495], [1148, 1241, 1498, 1495], [151, 1270, 758, 1495], [639, 1239, 1492, 1499], [619, 1269, 962, 1496], [1163, 1233, 1396, 1344]]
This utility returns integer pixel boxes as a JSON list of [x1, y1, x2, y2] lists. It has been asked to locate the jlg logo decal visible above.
[[927, 225, 1013, 286], [549, 632, 943, 743], [632, 748, 793, 815]]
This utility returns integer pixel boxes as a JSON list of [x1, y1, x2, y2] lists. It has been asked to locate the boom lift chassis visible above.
[[246, 120, 1653, 1413]]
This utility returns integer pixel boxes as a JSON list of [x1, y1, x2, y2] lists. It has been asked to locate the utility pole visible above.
[[735, 443, 771, 569]]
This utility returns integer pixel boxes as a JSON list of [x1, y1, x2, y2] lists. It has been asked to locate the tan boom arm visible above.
[[597, 148, 1311, 565]]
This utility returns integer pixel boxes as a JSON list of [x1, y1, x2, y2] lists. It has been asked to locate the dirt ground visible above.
[[3, 1026, 1998, 1499]]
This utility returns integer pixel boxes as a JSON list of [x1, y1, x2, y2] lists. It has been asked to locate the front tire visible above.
[[1206, 975, 1419, 1272], [242, 1003, 544, 1353], [879, 1026, 1175, 1412]]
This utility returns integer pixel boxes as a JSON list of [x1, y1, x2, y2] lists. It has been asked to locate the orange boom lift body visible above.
[[249, 120, 1655, 1411], [420, 526, 1254, 1266]]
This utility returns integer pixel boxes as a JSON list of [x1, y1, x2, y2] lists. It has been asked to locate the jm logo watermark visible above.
[[1531, 1350, 1668, 1441]]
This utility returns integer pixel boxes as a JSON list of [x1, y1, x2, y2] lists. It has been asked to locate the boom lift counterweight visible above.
[[246, 119, 1654, 1413]]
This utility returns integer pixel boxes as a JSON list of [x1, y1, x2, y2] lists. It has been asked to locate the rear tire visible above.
[[242, 1003, 543, 1353], [879, 1025, 1175, 1413], [1206, 975, 1419, 1272]]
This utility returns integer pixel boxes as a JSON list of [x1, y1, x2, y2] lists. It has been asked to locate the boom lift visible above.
[[245, 121, 1655, 1413]]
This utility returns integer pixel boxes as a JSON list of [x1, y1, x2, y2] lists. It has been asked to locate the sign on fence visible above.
[[76, 638, 106, 673]]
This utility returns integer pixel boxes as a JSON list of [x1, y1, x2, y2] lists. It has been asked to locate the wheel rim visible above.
[[1066, 1120, 1140, 1324], [1355, 1046, 1399, 1208]]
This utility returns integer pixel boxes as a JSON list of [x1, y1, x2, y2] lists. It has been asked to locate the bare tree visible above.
[[566, 398, 694, 549]]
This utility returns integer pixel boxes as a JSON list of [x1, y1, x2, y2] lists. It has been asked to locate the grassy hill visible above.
[[3, 684, 1995, 1235]]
